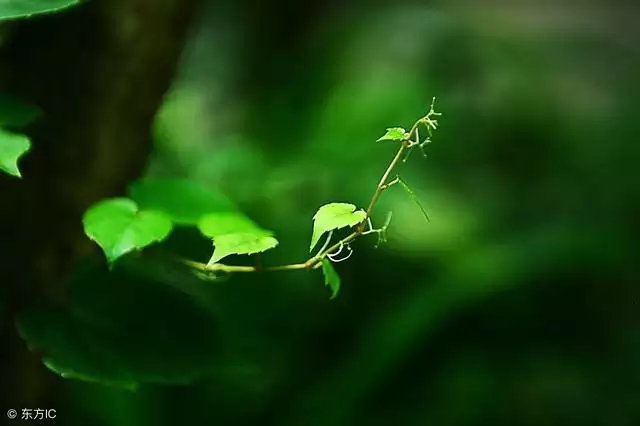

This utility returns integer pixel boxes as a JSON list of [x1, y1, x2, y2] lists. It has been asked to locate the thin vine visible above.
[[181, 97, 441, 276]]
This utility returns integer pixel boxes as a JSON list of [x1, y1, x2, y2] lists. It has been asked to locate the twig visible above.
[[182, 100, 439, 274]]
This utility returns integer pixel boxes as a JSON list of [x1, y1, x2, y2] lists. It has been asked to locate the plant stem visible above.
[[182, 259, 308, 273], [182, 108, 436, 275], [357, 142, 407, 232]]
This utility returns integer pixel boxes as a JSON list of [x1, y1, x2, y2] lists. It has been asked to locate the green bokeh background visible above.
[[19, 0, 640, 424]]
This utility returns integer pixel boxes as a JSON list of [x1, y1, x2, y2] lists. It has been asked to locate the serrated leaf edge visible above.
[[210, 232, 279, 264], [376, 127, 407, 142], [309, 203, 366, 251]]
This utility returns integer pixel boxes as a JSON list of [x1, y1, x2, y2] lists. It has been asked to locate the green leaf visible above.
[[0, 0, 82, 20], [397, 176, 431, 222], [210, 231, 279, 264], [310, 203, 366, 252], [321, 258, 341, 299], [0, 128, 30, 177], [83, 198, 173, 264], [0, 94, 42, 127], [16, 259, 221, 388], [198, 212, 264, 238], [376, 127, 406, 142], [129, 178, 236, 225]]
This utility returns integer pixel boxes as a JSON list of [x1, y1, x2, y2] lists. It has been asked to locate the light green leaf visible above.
[[0, 128, 30, 177], [129, 179, 236, 225], [397, 176, 431, 222], [321, 259, 341, 299], [198, 212, 264, 238], [210, 231, 279, 264], [83, 198, 173, 264], [376, 127, 406, 142], [310, 203, 366, 252], [0, 0, 82, 20], [0, 94, 42, 127]]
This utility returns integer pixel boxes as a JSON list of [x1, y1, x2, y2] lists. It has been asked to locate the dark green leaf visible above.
[[0, 128, 30, 177], [83, 198, 173, 264], [321, 258, 341, 299], [129, 179, 236, 225], [16, 260, 221, 388], [0, 94, 42, 127]]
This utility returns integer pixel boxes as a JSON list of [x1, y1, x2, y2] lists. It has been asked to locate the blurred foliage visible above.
[[12, 0, 640, 425], [0, 95, 41, 177], [17, 256, 221, 388]]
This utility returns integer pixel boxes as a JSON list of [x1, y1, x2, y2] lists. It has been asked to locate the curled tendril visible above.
[[328, 241, 344, 255], [326, 242, 353, 262]]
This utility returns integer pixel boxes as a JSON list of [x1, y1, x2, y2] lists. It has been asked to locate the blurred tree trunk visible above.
[[0, 0, 197, 418]]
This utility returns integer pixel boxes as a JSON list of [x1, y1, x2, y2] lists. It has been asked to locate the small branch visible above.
[[356, 142, 408, 232], [381, 176, 400, 190], [264, 263, 309, 272], [366, 217, 374, 232], [182, 100, 440, 276], [356, 97, 439, 232], [397, 176, 431, 222], [182, 259, 308, 273]]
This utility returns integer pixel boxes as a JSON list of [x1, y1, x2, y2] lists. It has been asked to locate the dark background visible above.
[[1, 0, 639, 425]]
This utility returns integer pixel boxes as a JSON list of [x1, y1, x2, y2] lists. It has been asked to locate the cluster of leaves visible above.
[[0, 1, 441, 302], [0, 17, 439, 379], [82, 99, 442, 299], [82, 181, 369, 299], [0, 0, 449, 392], [14, 178, 390, 387]]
